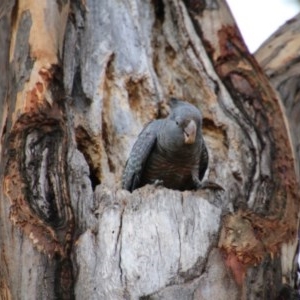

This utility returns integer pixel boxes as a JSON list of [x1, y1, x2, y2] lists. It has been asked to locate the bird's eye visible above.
[[175, 121, 179, 125]]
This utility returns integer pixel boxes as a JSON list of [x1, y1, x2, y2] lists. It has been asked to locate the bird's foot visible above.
[[196, 180, 224, 191], [153, 179, 164, 187]]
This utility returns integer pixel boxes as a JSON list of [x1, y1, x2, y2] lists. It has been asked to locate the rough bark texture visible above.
[[255, 14, 300, 296], [0, 1, 298, 300], [255, 13, 300, 178]]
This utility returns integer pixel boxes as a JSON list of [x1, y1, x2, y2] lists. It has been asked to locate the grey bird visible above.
[[122, 98, 222, 192]]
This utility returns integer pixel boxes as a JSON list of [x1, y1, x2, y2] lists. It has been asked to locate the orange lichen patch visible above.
[[13, 65, 56, 125], [219, 209, 297, 285]]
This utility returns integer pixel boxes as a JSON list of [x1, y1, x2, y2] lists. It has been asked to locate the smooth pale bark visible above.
[[0, 1, 298, 299]]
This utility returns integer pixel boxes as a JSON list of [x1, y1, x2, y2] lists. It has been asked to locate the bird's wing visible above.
[[198, 137, 209, 181], [122, 120, 162, 192]]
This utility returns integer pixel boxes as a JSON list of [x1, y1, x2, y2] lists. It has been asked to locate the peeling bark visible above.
[[255, 13, 300, 178], [184, 1, 299, 296], [0, 0, 298, 299], [255, 13, 300, 296]]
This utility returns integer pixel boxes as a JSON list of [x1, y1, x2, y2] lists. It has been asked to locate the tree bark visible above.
[[255, 14, 300, 297], [255, 13, 300, 178], [0, 1, 298, 300]]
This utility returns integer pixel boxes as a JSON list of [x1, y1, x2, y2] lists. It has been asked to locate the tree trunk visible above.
[[0, 1, 298, 299], [255, 13, 300, 179], [255, 15, 300, 297]]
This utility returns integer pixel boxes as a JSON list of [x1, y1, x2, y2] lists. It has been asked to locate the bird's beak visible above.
[[184, 120, 197, 144]]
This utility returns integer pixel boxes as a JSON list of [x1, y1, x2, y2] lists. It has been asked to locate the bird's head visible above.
[[159, 98, 203, 149], [173, 116, 198, 144]]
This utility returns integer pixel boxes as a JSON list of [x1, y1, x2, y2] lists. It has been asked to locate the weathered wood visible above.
[[75, 185, 226, 299], [184, 1, 299, 296], [0, 0, 298, 299], [1, 1, 74, 299], [255, 13, 300, 295], [256, 13, 300, 178]]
